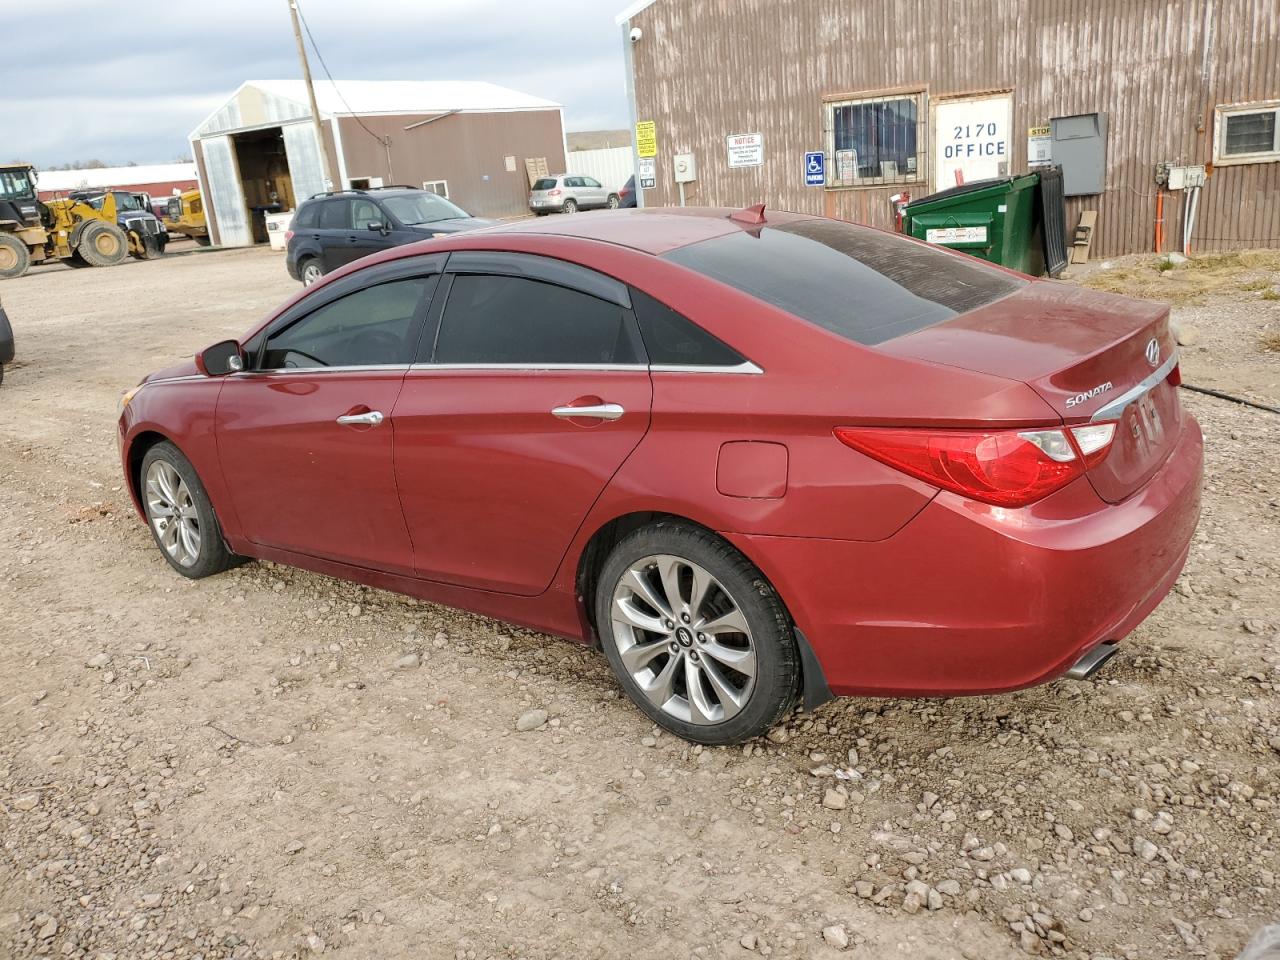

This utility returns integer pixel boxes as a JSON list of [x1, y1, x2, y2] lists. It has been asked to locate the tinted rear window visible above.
[[662, 219, 1025, 346], [532, 178, 558, 190]]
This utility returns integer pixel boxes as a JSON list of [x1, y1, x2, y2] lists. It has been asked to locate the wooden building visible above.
[[617, 0, 1280, 257]]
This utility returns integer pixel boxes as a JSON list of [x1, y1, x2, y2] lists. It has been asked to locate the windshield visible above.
[[114, 191, 143, 211], [0, 169, 35, 201], [380, 192, 469, 225], [663, 218, 1025, 346]]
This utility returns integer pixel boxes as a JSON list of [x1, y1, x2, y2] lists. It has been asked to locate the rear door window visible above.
[[434, 274, 638, 365], [318, 199, 352, 230], [663, 219, 1025, 346]]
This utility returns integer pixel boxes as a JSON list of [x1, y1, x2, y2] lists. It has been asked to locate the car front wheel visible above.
[[140, 441, 237, 579], [595, 521, 799, 744]]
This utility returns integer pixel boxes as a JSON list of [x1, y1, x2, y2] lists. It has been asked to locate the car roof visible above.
[[485, 207, 819, 256]]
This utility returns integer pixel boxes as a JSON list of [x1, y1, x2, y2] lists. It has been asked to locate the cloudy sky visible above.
[[4, 0, 630, 168]]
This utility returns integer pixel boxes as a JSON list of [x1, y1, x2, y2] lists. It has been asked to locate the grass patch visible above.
[[1260, 332, 1280, 353], [1262, 289, 1280, 301], [1081, 249, 1280, 304]]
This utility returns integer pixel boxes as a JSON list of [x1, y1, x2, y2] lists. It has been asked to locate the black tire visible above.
[[65, 252, 93, 268], [0, 234, 30, 279], [194, 235, 212, 247], [139, 440, 237, 579], [562, 198, 578, 214], [299, 257, 323, 286], [0, 364, 5, 386], [76, 221, 128, 267], [594, 520, 799, 745], [606, 194, 620, 209], [133, 234, 165, 260]]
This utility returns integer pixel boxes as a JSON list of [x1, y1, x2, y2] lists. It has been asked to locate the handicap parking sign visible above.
[[804, 151, 825, 186]]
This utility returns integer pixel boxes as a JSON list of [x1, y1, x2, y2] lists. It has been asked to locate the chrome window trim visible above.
[[651, 361, 763, 375], [141, 375, 205, 387], [405, 361, 764, 374], [1090, 350, 1178, 422], [233, 364, 411, 377]]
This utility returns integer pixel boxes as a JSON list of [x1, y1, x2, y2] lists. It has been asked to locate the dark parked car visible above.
[[286, 187, 497, 285], [0, 293, 14, 386], [618, 175, 637, 208]]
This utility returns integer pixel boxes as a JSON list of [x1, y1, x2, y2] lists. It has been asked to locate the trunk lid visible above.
[[882, 282, 1182, 503]]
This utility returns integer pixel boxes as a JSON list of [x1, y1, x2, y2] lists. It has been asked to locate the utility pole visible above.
[[286, 0, 337, 190]]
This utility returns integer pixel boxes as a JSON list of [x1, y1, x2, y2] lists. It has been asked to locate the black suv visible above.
[[285, 187, 496, 285]]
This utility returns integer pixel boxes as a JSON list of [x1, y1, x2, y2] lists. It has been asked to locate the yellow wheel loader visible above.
[[0, 164, 160, 279], [163, 188, 210, 245]]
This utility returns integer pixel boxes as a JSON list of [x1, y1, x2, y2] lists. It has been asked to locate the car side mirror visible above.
[[198, 339, 244, 377], [367, 221, 389, 235]]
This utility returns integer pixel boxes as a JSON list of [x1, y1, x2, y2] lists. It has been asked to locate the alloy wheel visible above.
[[302, 262, 321, 286], [144, 459, 201, 567], [610, 554, 757, 725]]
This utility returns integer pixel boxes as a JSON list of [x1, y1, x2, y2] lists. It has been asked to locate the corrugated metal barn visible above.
[[190, 80, 567, 247], [617, 0, 1280, 258]]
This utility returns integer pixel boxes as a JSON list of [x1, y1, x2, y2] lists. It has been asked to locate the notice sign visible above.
[[726, 133, 764, 168], [1028, 125, 1052, 166], [935, 95, 1011, 187], [636, 121, 657, 159], [638, 157, 656, 190], [926, 225, 989, 244]]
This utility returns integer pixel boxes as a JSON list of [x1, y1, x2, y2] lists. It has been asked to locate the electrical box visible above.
[[1050, 113, 1107, 196], [1167, 164, 1206, 190], [673, 153, 697, 184]]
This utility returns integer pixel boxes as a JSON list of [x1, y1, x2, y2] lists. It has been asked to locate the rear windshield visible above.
[[662, 219, 1025, 346], [532, 178, 558, 190]]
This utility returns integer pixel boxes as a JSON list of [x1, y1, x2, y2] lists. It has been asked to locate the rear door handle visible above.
[[336, 411, 384, 426], [551, 403, 624, 421]]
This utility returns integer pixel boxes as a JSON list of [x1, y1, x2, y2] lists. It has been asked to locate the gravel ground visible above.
[[1, 244, 1278, 960]]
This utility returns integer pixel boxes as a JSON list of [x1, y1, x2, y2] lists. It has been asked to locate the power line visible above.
[[292, 0, 386, 149]]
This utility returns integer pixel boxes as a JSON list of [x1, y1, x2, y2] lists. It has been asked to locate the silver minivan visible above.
[[528, 174, 620, 215]]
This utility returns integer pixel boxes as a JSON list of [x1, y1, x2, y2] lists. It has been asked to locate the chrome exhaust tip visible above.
[[1065, 642, 1119, 680]]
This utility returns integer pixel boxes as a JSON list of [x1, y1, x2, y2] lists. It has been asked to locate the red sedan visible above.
[[118, 207, 1202, 744]]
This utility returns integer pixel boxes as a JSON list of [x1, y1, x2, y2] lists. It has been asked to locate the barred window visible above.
[[824, 91, 926, 187]]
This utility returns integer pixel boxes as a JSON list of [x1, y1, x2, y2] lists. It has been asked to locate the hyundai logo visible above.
[[1145, 338, 1161, 367]]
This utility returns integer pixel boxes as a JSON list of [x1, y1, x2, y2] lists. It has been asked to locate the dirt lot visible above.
[[1, 243, 1278, 960]]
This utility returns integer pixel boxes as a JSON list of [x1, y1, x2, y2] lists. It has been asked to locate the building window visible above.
[[823, 90, 925, 187], [1214, 101, 1280, 165], [422, 180, 449, 198]]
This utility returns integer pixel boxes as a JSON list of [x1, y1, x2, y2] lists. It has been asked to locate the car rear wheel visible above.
[[595, 521, 799, 745], [606, 194, 620, 209], [562, 199, 578, 214], [300, 258, 323, 286], [140, 441, 237, 579]]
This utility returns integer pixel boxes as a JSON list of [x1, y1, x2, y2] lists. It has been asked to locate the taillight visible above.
[[833, 424, 1115, 508], [548, 188, 562, 197], [285, 230, 294, 242]]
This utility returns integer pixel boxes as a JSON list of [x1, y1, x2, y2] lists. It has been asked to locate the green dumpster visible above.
[[903, 173, 1041, 274]]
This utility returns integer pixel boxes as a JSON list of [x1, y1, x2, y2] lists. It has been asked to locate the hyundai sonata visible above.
[[118, 207, 1202, 744]]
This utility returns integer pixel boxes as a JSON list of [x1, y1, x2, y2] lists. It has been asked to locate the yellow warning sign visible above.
[[636, 121, 657, 158]]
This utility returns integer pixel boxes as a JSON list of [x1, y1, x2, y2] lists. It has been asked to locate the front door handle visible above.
[[336, 410, 384, 426], [551, 403, 624, 421]]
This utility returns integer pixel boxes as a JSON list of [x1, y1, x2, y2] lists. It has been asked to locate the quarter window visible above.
[[434, 274, 638, 365], [823, 90, 925, 186], [631, 289, 746, 367], [292, 203, 320, 229], [260, 277, 432, 369], [1214, 101, 1280, 164]]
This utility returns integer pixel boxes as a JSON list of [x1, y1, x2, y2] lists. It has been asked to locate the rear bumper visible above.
[[727, 414, 1203, 697], [529, 198, 565, 212]]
